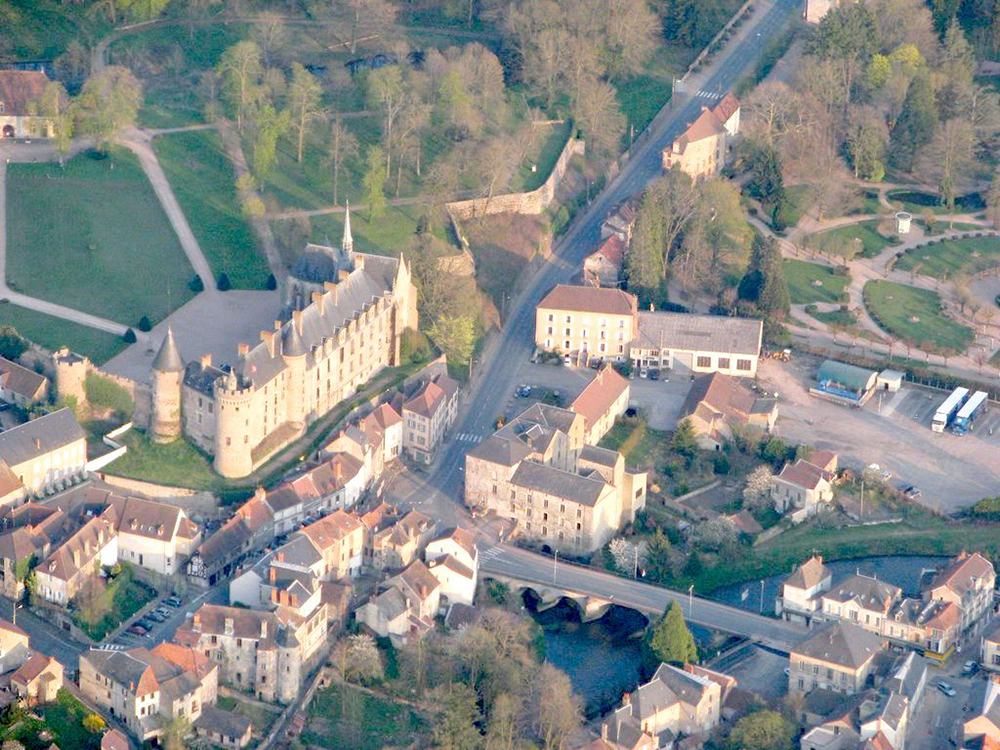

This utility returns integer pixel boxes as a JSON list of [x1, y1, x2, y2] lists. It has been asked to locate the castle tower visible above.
[[282, 315, 308, 427], [150, 326, 184, 442], [342, 201, 354, 266], [213, 367, 255, 478], [53, 348, 90, 408]]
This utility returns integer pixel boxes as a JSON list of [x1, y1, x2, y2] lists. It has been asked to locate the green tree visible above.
[[216, 40, 263, 133], [888, 74, 936, 171], [727, 709, 795, 750], [251, 104, 291, 186], [329, 116, 359, 207], [288, 63, 323, 163], [434, 684, 482, 750], [39, 81, 73, 165], [0, 327, 28, 361], [75, 66, 142, 149], [362, 145, 388, 221], [845, 106, 887, 181], [138, 315, 152, 332], [83, 713, 106, 733], [743, 141, 784, 204], [672, 418, 699, 462], [807, 2, 878, 65], [217, 273, 232, 291], [645, 601, 698, 667], [123, 329, 137, 344], [366, 65, 405, 172], [428, 315, 476, 370], [986, 170, 1000, 228], [644, 530, 673, 583], [738, 233, 789, 318]]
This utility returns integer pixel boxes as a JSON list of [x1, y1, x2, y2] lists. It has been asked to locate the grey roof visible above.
[[282, 322, 307, 358], [880, 692, 908, 731], [579, 444, 620, 468], [195, 705, 252, 739], [274, 535, 322, 568], [0, 408, 84, 466], [885, 652, 926, 703], [786, 557, 831, 590], [816, 360, 877, 394], [510, 461, 607, 507], [467, 434, 534, 467], [469, 402, 580, 466], [152, 327, 184, 373], [824, 574, 901, 611], [632, 310, 763, 356], [289, 247, 340, 284], [794, 621, 884, 670]]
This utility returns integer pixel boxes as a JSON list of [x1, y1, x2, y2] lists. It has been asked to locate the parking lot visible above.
[[908, 663, 984, 750], [763, 356, 1000, 512]]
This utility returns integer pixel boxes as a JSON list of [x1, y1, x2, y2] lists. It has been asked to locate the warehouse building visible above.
[[810, 360, 877, 406]]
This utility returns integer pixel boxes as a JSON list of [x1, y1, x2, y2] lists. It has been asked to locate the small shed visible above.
[[810, 360, 878, 405], [876, 369, 904, 392]]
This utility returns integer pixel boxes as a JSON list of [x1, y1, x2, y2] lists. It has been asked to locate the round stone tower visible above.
[[150, 326, 184, 442], [282, 317, 308, 427], [53, 348, 90, 408], [213, 367, 255, 479]]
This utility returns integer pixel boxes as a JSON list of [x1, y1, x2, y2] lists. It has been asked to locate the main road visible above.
[[396, 0, 803, 517], [480, 544, 808, 650]]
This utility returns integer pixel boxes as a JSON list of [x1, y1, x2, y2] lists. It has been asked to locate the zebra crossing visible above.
[[695, 89, 726, 101], [454, 432, 483, 444]]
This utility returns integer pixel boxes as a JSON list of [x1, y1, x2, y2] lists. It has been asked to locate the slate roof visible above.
[[151, 327, 184, 373], [0, 461, 23, 499], [794, 621, 884, 670], [39, 516, 115, 582], [537, 284, 638, 316], [274, 535, 322, 568], [109, 495, 183, 541], [928, 552, 995, 599], [786, 556, 831, 590], [0, 409, 84, 466], [632, 311, 762, 356], [816, 360, 877, 394], [571, 365, 629, 429], [510, 461, 608, 507], [824, 574, 901, 613], [194, 704, 252, 740], [0, 357, 47, 401], [0, 71, 49, 116]]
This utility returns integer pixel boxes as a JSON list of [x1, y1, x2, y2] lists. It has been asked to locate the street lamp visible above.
[[552, 549, 558, 583], [688, 584, 694, 618]]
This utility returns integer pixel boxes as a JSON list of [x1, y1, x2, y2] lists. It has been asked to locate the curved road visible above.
[[402, 0, 802, 515]]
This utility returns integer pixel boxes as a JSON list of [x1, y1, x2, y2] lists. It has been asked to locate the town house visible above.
[[402, 374, 460, 464], [772, 452, 838, 519], [789, 621, 885, 697], [661, 93, 740, 179], [0, 408, 87, 495], [35, 513, 118, 605], [570, 365, 630, 445], [356, 559, 441, 646]]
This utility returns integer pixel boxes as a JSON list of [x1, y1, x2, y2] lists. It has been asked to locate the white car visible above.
[[639, 367, 648, 378], [937, 681, 957, 697]]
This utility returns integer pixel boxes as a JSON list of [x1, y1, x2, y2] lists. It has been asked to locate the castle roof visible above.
[[282, 322, 307, 358], [152, 327, 184, 373]]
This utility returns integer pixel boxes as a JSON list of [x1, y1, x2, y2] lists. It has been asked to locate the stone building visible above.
[[0, 70, 54, 139], [661, 93, 740, 180], [171, 208, 418, 478], [789, 621, 885, 697], [0, 408, 86, 495], [149, 327, 184, 443]]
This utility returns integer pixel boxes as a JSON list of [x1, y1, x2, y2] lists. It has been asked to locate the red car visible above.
[[127, 625, 148, 636]]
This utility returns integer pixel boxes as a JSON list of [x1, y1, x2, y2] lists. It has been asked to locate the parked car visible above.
[[148, 612, 166, 623], [563, 354, 572, 366], [639, 367, 648, 378], [164, 597, 182, 607], [649, 369, 659, 381], [937, 681, 957, 697], [137, 619, 155, 630], [964, 661, 980, 675], [589, 359, 603, 369], [902, 486, 922, 499], [128, 625, 148, 636]]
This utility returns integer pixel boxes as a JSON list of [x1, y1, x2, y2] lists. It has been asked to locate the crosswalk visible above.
[[695, 89, 726, 101], [454, 432, 483, 444]]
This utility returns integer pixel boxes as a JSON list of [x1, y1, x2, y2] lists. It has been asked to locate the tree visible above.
[[428, 315, 476, 369], [0, 327, 28, 361], [251, 104, 290, 186], [216, 41, 263, 133], [645, 601, 697, 667], [39, 82, 73, 165], [602, 0, 661, 78], [83, 713, 106, 733], [888, 74, 936, 171], [161, 716, 189, 750], [339, 0, 398, 54], [727, 709, 795, 750], [485, 692, 519, 750], [919, 118, 974, 224], [343, 633, 383, 684], [217, 273, 232, 291], [987, 171, 1000, 228], [573, 75, 626, 160], [845, 106, 888, 181], [288, 64, 323, 164], [643, 530, 673, 583], [530, 663, 581, 750], [366, 65, 405, 173], [252, 11, 286, 67], [609, 538, 648, 575], [434, 683, 482, 750], [738, 233, 789, 318], [672, 418, 699, 462], [742, 141, 784, 204], [73, 575, 110, 633], [75, 66, 142, 148], [328, 117, 360, 207], [743, 465, 774, 512], [53, 40, 90, 84], [123, 329, 137, 344], [362, 145, 388, 221]]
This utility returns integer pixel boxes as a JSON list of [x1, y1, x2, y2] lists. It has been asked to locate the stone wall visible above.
[[446, 138, 585, 220]]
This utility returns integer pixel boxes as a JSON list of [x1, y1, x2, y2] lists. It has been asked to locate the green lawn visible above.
[[138, 79, 208, 130], [0, 302, 128, 364], [153, 130, 271, 289], [777, 184, 814, 228], [812, 307, 856, 328], [844, 189, 883, 216], [511, 121, 573, 193], [0, 0, 110, 59], [599, 415, 666, 469], [813, 220, 892, 259], [302, 205, 455, 259], [72, 567, 156, 641], [5, 148, 196, 328], [783, 259, 850, 304], [886, 189, 986, 214], [864, 280, 974, 354], [104, 429, 225, 491], [894, 235, 1000, 279], [302, 683, 424, 750]]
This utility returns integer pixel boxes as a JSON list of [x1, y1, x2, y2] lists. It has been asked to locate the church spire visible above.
[[342, 200, 354, 261]]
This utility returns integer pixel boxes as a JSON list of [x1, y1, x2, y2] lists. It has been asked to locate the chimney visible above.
[[238, 343, 250, 356], [261, 620, 268, 639], [260, 330, 276, 357], [193, 613, 201, 632], [224, 617, 234, 635], [291, 593, 298, 607], [312, 292, 325, 313], [621, 691, 631, 706], [34, 437, 41, 451], [333, 461, 343, 482], [292, 310, 304, 335], [338, 269, 351, 282], [269, 567, 276, 584], [354, 255, 365, 270], [200, 353, 212, 369], [254, 486, 266, 501], [277, 551, 284, 563]]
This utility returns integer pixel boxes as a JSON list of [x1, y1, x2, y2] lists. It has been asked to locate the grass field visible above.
[[153, 130, 271, 289], [813, 220, 892, 259], [302, 683, 424, 750], [0, 0, 110, 59], [105, 430, 225, 491], [5, 148, 195, 328], [0, 303, 128, 364], [599, 415, 664, 468], [511, 121, 573, 193], [302, 205, 455, 258], [138, 80, 208, 130], [894, 235, 1000, 279], [784, 259, 850, 304], [812, 307, 856, 328], [887, 189, 986, 215], [864, 280, 974, 354]]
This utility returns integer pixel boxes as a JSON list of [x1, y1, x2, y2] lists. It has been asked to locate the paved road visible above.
[[479, 544, 808, 650], [1, 599, 86, 670], [394, 0, 801, 512]]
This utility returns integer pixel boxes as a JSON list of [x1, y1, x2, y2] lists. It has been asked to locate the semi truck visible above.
[[932, 387, 969, 433], [951, 390, 988, 435]]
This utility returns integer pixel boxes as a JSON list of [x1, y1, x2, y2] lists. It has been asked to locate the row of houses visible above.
[[777, 553, 996, 659]]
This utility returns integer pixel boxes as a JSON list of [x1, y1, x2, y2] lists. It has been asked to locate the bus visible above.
[[951, 391, 989, 435], [932, 387, 969, 433]]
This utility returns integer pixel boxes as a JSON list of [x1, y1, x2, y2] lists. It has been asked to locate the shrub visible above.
[[804, 304, 818, 314], [138, 315, 152, 332], [188, 275, 204, 293], [400, 328, 433, 364], [266, 273, 277, 290], [217, 273, 232, 291], [84, 373, 134, 418], [0, 325, 28, 360], [713, 453, 731, 475], [123, 328, 137, 344], [833, 265, 850, 277]]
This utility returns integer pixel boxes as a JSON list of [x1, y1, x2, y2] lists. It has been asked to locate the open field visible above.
[[1, 0, 110, 59], [302, 683, 425, 750], [0, 303, 128, 363], [5, 148, 195, 328], [783, 259, 849, 304], [894, 235, 1000, 279], [153, 130, 270, 289], [105, 430, 225, 491], [864, 280, 973, 353], [811, 220, 892, 259]]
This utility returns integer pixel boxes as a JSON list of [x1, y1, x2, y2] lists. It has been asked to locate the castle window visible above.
[[208, 403, 213, 413]]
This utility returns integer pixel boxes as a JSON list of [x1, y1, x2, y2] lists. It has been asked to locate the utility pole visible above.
[[760, 579, 765, 615], [860, 476, 865, 519], [688, 584, 694, 618], [633, 545, 639, 579], [553, 549, 558, 583]]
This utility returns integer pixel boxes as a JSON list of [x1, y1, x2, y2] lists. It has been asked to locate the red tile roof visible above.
[[571, 366, 629, 429], [712, 92, 740, 125], [595, 235, 626, 266]]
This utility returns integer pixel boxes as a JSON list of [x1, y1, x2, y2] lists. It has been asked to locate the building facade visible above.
[[402, 374, 459, 464], [661, 94, 740, 179], [0, 409, 86, 495], [0, 71, 54, 139], [789, 621, 885, 697]]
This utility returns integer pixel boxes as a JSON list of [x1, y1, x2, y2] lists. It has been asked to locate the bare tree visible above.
[[253, 11, 287, 68], [288, 63, 324, 163], [919, 118, 975, 226]]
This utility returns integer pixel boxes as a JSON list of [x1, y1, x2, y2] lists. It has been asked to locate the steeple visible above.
[[342, 200, 354, 263], [151, 326, 184, 373]]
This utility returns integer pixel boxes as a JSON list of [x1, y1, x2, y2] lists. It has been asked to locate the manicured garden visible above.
[[811, 220, 892, 259], [783, 259, 850, 305], [302, 682, 424, 750], [863, 280, 974, 353], [0, 303, 129, 364], [894, 235, 1000, 279], [153, 129, 271, 289], [5, 148, 195, 328]]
